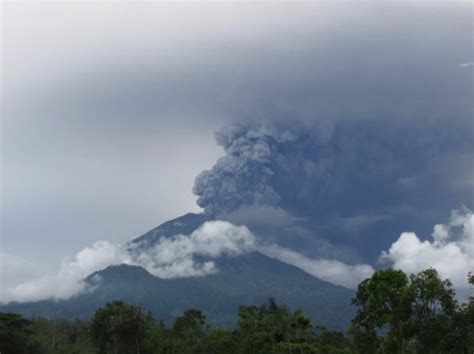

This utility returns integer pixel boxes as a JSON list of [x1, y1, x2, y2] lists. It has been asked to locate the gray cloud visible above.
[[218, 205, 300, 230], [194, 120, 473, 215], [193, 118, 473, 264], [2, 2, 472, 272], [193, 124, 283, 215]]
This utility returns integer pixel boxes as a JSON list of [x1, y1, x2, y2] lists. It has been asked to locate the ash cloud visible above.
[[3, 2, 472, 268], [2, 2, 473, 303], [194, 120, 473, 218], [193, 119, 473, 262], [193, 124, 286, 215]]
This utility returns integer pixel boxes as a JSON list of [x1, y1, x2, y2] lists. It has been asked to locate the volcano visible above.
[[1, 213, 355, 329]]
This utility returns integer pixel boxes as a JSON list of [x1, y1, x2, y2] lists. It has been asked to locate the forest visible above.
[[1, 268, 473, 354]]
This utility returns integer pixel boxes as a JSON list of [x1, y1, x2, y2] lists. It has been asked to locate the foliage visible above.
[[351, 267, 473, 354], [0, 312, 41, 354], [90, 300, 154, 354], [30, 317, 94, 354], [1, 267, 472, 354], [235, 298, 322, 353]]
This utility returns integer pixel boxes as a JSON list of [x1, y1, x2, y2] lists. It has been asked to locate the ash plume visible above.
[[193, 119, 473, 220]]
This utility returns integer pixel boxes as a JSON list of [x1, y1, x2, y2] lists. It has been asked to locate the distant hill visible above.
[[1, 213, 355, 329]]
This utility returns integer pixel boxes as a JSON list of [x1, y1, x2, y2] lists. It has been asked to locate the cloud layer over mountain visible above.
[[0, 241, 131, 303], [2, 206, 473, 304], [0, 221, 373, 303], [130, 221, 256, 279]]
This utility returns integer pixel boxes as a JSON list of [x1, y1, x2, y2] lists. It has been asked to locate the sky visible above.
[[1, 2, 473, 300]]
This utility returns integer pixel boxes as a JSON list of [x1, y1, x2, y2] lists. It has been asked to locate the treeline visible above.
[[1, 268, 473, 354]]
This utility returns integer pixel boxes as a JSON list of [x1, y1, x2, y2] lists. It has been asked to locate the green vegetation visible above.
[[1, 268, 472, 354], [351, 268, 473, 353]]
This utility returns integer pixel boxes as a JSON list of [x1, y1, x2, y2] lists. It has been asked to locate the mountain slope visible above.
[[130, 212, 209, 248], [0, 213, 356, 329], [1, 254, 354, 328]]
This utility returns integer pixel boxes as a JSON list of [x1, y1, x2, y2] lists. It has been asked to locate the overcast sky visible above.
[[1, 2, 472, 277]]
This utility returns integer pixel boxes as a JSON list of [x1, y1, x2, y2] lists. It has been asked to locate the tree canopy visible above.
[[1, 267, 472, 354]]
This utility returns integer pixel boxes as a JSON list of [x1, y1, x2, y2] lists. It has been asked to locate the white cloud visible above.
[[135, 220, 375, 288], [0, 241, 132, 303], [259, 243, 374, 288], [132, 221, 256, 278], [381, 207, 474, 291], [0, 221, 256, 303], [1, 219, 378, 303]]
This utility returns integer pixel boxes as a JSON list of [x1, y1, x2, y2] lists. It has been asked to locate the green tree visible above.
[[202, 328, 238, 354], [167, 309, 208, 353], [290, 307, 312, 341], [438, 273, 474, 354], [142, 319, 169, 354], [90, 301, 154, 354], [351, 268, 464, 354], [236, 298, 294, 353], [0, 312, 41, 354], [351, 268, 410, 353], [172, 308, 206, 338], [30, 317, 94, 354], [313, 326, 353, 354], [236, 298, 337, 353], [348, 324, 378, 354], [404, 268, 457, 353]]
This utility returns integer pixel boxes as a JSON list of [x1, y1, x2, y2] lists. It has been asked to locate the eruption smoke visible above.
[[194, 120, 473, 219]]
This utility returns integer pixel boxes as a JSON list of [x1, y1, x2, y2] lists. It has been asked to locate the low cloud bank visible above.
[[260, 244, 374, 288], [381, 207, 474, 290], [131, 221, 256, 278], [0, 241, 132, 303], [0, 220, 373, 303], [0, 221, 254, 303], [5, 208, 470, 304], [4, 208, 474, 303]]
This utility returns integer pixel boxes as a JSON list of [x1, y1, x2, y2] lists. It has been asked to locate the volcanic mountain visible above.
[[1, 213, 355, 329]]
